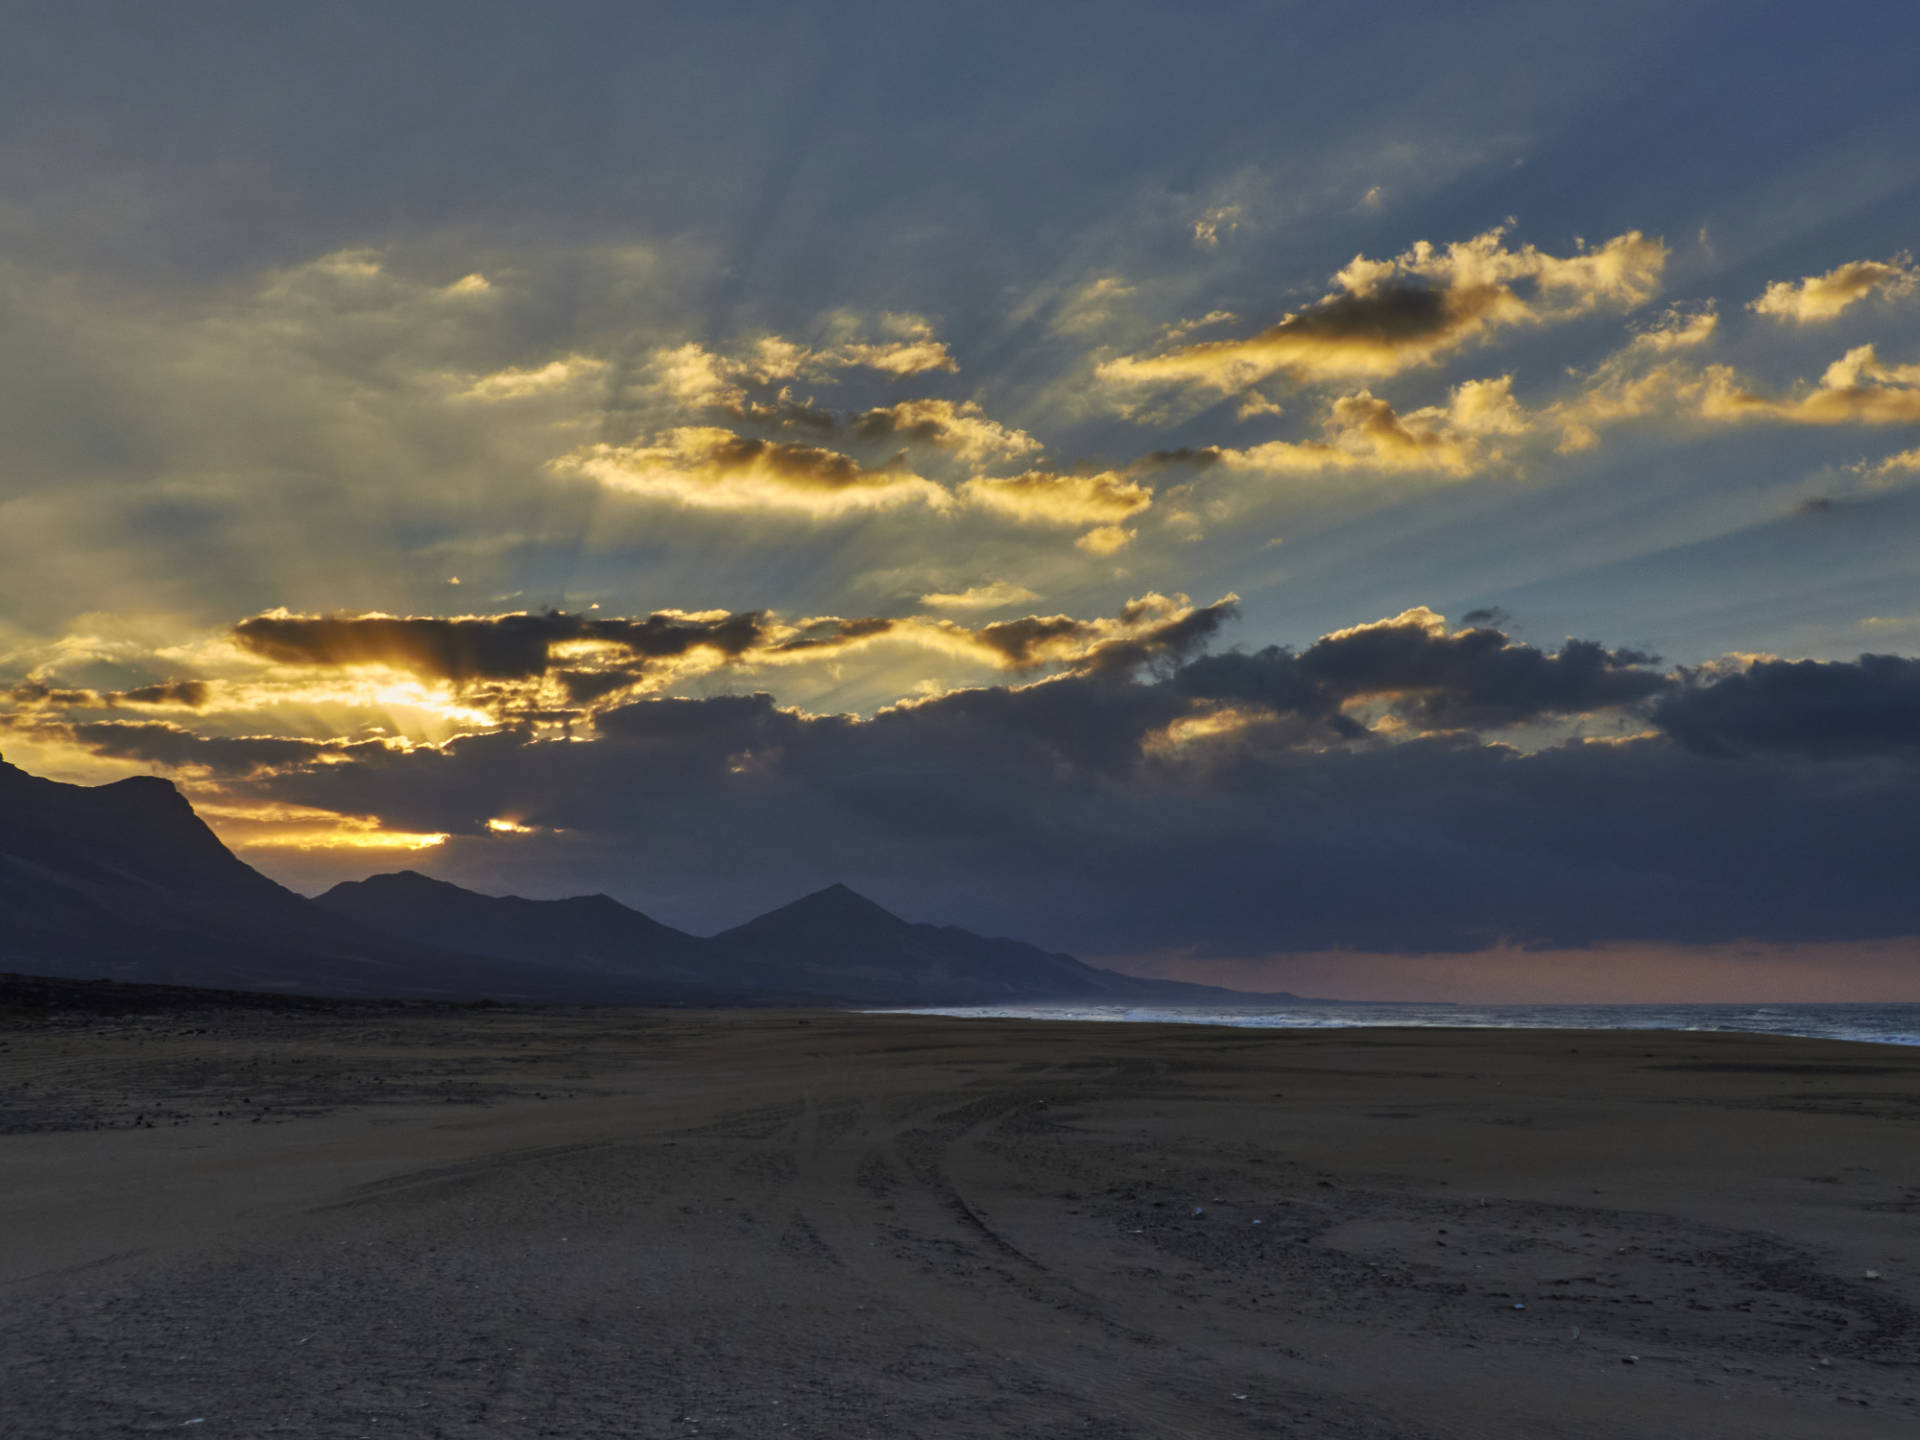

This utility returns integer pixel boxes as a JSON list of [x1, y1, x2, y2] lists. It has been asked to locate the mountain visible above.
[[314, 871, 736, 988], [1, 754, 1282, 1007], [324, 872, 1275, 1006], [709, 881, 1266, 1006], [0, 756, 709, 1002]]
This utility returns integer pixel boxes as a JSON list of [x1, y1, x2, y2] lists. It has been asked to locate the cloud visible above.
[[848, 398, 1040, 462], [647, 318, 959, 417], [1703, 345, 1920, 426], [1074, 524, 1137, 555], [113, 679, 212, 709], [184, 595, 1249, 731], [174, 615, 1920, 957], [1192, 206, 1241, 249], [961, 469, 1154, 525], [1862, 446, 1920, 481], [65, 719, 340, 777], [232, 608, 767, 682], [1622, 305, 1719, 354], [959, 593, 1237, 672], [1098, 225, 1666, 398], [550, 427, 952, 515], [1544, 308, 1719, 450], [8, 678, 212, 711], [457, 354, 608, 401], [1652, 653, 1920, 758], [1051, 276, 1138, 335], [654, 342, 750, 410], [1209, 377, 1527, 478], [919, 581, 1041, 611], [1171, 606, 1669, 736], [1751, 254, 1918, 323], [825, 313, 959, 377], [1162, 310, 1239, 343]]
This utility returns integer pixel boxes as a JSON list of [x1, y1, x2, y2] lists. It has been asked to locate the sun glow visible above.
[[195, 801, 449, 852]]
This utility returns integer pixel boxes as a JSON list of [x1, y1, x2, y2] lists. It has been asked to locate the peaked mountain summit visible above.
[[712, 882, 1235, 1006]]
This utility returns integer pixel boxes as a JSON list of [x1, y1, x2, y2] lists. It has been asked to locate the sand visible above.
[[3, 1003, 1918, 1438]]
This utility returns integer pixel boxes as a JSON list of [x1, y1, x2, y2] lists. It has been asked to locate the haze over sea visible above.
[[880, 1003, 1920, 1047]]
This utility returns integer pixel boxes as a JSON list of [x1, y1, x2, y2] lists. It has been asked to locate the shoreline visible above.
[[868, 1000, 1920, 1050], [5, 1007, 1918, 1437]]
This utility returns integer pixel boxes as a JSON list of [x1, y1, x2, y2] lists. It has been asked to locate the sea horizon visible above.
[[870, 1001, 1920, 1048]]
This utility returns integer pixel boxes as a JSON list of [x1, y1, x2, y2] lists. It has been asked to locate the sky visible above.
[[3, 1, 1918, 1000]]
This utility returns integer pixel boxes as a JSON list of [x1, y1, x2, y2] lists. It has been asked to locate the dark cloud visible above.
[[51, 611, 1920, 954], [724, 395, 841, 435], [973, 595, 1237, 672], [69, 721, 335, 777], [1173, 610, 1667, 734], [766, 616, 898, 655], [114, 680, 213, 709], [1100, 283, 1499, 393], [1275, 282, 1461, 345], [9, 681, 99, 708], [221, 647, 1920, 954], [1142, 446, 1225, 469], [1297, 615, 1667, 729], [233, 609, 767, 681], [1653, 654, 1920, 758], [9, 678, 212, 712], [849, 408, 946, 445]]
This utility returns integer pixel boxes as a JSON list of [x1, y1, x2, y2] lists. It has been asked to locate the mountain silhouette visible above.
[[1, 755, 1285, 1007], [0, 756, 717, 1002], [711, 881, 1236, 1005], [315, 871, 732, 988]]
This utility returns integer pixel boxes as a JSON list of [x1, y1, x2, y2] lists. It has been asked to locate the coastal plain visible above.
[[4, 1003, 1918, 1438]]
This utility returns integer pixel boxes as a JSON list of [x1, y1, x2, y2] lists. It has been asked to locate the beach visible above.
[[3, 1004, 1917, 1438]]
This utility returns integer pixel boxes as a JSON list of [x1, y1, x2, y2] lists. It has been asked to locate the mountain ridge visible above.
[[2, 754, 1288, 1007]]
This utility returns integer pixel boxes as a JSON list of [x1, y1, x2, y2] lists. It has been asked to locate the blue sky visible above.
[[3, 2, 1918, 997]]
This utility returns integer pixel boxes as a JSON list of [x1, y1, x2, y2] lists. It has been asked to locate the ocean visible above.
[[871, 1002, 1920, 1047]]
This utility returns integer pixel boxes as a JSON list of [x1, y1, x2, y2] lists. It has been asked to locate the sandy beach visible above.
[[3, 1003, 1918, 1438]]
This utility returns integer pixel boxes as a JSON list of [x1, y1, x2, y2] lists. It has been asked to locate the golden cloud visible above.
[[1544, 310, 1720, 451], [832, 330, 958, 377], [197, 800, 450, 853], [1099, 225, 1666, 397], [1192, 205, 1242, 249], [1623, 306, 1719, 354], [1075, 524, 1137, 555], [551, 427, 952, 514], [1751, 254, 1917, 323], [654, 342, 747, 409], [1862, 445, 1920, 481], [919, 581, 1042, 611], [58, 594, 1236, 746], [1702, 345, 1920, 426], [458, 354, 608, 401], [1215, 377, 1527, 478], [961, 469, 1154, 526], [646, 319, 958, 421]]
